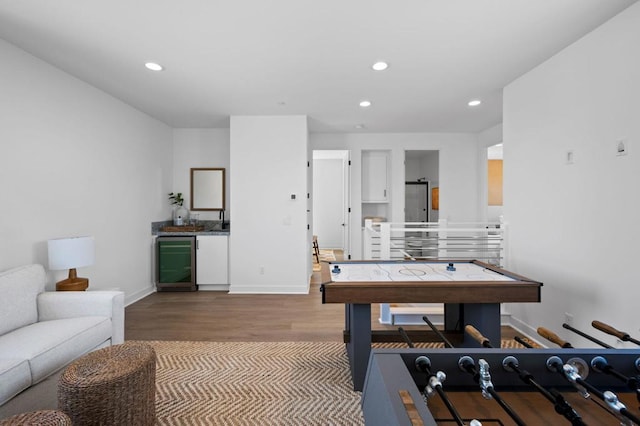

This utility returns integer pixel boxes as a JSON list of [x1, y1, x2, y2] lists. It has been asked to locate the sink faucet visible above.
[[219, 209, 225, 228]]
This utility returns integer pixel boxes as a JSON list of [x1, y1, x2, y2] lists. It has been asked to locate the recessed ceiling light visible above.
[[355, 124, 366, 129], [359, 100, 372, 108], [372, 61, 388, 71], [468, 99, 482, 107], [144, 62, 164, 71]]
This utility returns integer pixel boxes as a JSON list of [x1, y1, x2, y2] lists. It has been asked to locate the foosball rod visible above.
[[457, 356, 527, 426], [415, 356, 467, 426], [397, 327, 415, 348], [464, 324, 525, 425], [565, 362, 640, 425], [562, 323, 613, 349], [592, 320, 640, 346], [537, 327, 573, 348], [514, 336, 534, 348], [547, 356, 640, 425], [591, 356, 640, 403], [422, 315, 455, 349], [501, 355, 585, 426], [546, 357, 620, 422]]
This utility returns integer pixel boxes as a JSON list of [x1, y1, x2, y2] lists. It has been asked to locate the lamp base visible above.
[[56, 268, 89, 291]]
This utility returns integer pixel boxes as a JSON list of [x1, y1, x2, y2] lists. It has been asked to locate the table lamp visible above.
[[48, 236, 95, 291]]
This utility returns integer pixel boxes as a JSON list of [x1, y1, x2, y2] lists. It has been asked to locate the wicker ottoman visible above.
[[0, 410, 71, 425], [58, 342, 156, 425]]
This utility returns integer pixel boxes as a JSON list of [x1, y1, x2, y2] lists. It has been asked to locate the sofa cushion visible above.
[[0, 316, 112, 384], [0, 358, 31, 406], [0, 264, 45, 336]]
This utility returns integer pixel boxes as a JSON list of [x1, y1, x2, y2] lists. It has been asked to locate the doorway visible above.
[[487, 143, 503, 222], [405, 150, 439, 223], [312, 150, 350, 255]]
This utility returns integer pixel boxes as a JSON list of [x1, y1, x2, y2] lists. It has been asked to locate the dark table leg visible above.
[[444, 303, 501, 347], [444, 303, 461, 332], [461, 303, 501, 347], [345, 303, 371, 391]]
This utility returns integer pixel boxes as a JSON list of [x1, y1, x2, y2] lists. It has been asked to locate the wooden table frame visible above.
[[320, 259, 542, 391]]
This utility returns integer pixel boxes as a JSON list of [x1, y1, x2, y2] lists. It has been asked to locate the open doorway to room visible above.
[[312, 150, 350, 260], [405, 150, 439, 223], [487, 143, 503, 221], [391, 150, 441, 323]]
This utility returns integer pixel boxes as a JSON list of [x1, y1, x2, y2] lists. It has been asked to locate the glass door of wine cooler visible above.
[[156, 236, 197, 291]]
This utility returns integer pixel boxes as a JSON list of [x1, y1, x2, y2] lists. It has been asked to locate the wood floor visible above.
[[126, 255, 519, 342], [126, 282, 347, 341]]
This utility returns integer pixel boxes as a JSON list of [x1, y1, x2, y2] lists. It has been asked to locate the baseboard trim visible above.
[[198, 284, 230, 291], [505, 315, 548, 348], [125, 285, 155, 307], [229, 285, 310, 294]]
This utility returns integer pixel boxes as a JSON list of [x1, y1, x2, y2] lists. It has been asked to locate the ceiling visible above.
[[0, 1, 636, 133]]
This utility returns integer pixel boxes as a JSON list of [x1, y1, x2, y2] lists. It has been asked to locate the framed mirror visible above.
[[190, 168, 225, 211]]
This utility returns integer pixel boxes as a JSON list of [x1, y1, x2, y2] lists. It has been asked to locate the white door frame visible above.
[[312, 150, 350, 257]]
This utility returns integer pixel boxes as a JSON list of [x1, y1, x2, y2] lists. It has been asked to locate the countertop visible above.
[[152, 220, 230, 236]]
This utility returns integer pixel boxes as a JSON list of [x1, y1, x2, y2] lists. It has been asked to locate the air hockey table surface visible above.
[[329, 260, 515, 282]]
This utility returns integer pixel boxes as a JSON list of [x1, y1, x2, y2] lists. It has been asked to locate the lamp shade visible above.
[[48, 236, 95, 271]]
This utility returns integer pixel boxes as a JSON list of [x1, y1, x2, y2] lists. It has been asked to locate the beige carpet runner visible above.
[[141, 339, 525, 425]]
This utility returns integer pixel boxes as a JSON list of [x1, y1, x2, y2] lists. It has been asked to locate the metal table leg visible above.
[[345, 303, 371, 391]]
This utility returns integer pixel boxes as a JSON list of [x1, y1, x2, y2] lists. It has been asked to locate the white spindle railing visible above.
[[363, 218, 507, 324], [364, 218, 506, 265]]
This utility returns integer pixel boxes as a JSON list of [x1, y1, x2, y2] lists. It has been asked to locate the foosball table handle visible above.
[[592, 320, 627, 340], [537, 327, 572, 348], [465, 325, 492, 348]]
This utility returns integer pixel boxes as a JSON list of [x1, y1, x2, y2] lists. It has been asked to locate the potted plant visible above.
[[168, 192, 189, 226]]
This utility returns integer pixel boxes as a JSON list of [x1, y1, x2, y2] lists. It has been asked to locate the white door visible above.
[[313, 151, 349, 250]]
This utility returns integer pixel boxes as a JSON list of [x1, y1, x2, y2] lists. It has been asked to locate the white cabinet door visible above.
[[196, 235, 228, 285], [362, 151, 388, 202]]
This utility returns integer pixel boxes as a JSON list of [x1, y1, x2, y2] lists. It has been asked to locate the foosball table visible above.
[[362, 345, 640, 425]]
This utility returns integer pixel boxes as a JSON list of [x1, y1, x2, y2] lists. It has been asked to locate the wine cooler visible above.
[[156, 236, 197, 291]]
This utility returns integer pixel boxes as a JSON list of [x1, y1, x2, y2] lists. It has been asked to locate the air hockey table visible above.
[[320, 259, 542, 390]]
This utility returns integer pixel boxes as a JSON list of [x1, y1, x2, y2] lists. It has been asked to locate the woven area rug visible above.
[[145, 341, 362, 425], [140, 339, 526, 425]]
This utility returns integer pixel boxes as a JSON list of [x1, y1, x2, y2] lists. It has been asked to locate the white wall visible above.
[[311, 133, 480, 258], [0, 39, 173, 303], [503, 3, 640, 347], [229, 116, 309, 293], [172, 128, 231, 221], [405, 152, 439, 184], [405, 157, 422, 182]]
